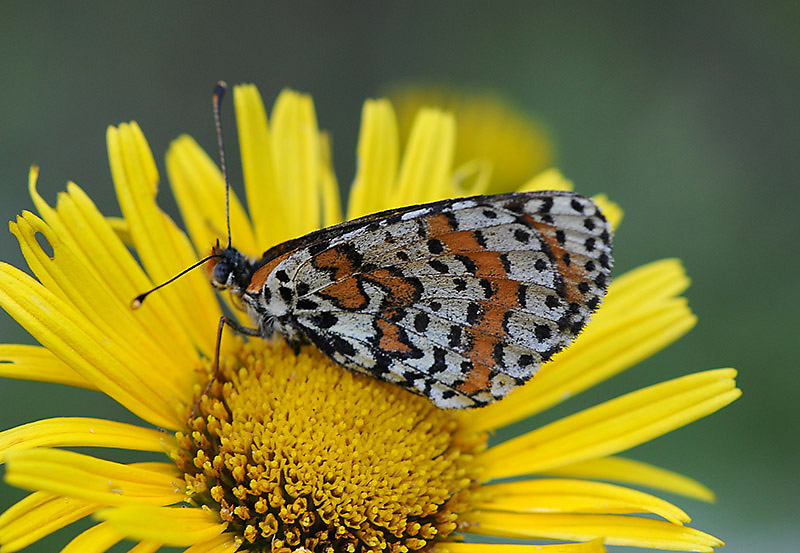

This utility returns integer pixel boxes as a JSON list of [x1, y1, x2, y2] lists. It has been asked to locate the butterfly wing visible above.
[[278, 191, 612, 408]]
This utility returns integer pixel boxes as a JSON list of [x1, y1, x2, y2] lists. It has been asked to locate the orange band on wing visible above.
[[247, 251, 292, 292]]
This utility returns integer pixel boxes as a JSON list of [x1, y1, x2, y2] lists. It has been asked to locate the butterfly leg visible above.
[[190, 315, 261, 419], [284, 335, 306, 355]]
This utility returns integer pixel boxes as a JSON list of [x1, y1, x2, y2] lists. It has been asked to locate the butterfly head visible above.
[[207, 242, 255, 295]]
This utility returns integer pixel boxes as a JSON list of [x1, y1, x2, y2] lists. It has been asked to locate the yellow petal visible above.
[[434, 541, 606, 553], [597, 259, 690, 318], [389, 87, 553, 195], [348, 98, 400, 219], [107, 122, 221, 358], [182, 533, 242, 553], [393, 108, 455, 207], [318, 132, 343, 227], [10, 211, 192, 404], [28, 175, 201, 371], [0, 263, 180, 429], [126, 542, 163, 553], [590, 194, 623, 231], [233, 83, 284, 247], [465, 512, 722, 552], [163, 136, 261, 329], [0, 344, 93, 389], [0, 417, 174, 464], [516, 168, 574, 193], [451, 157, 492, 197], [94, 505, 227, 546], [541, 456, 715, 502], [476, 479, 689, 524], [60, 522, 123, 553], [5, 449, 184, 506], [480, 369, 740, 478], [270, 89, 322, 238], [471, 260, 696, 431], [166, 135, 257, 257], [0, 491, 98, 553], [104, 216, 132, 245]]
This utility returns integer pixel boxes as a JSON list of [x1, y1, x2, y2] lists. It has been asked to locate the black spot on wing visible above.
[[427, 238, 444, 254], [466, 302, 482, 325], [534, 324, 552, 341], [479, 279, 494, 299], [414, 312, 430, 332], [428, 259, 450, 274], [296, 298, 318, 310], [279, 287, 293, 302], [448, 325, 462, 348], [430, 347, 448, 374], [499, 253, 512, 273], [311, 312, 338, 329], [474, 229, 488, 248], [517, 284, 529, 308], [492, 342, 506, 368], [455, 254, 478, 275]]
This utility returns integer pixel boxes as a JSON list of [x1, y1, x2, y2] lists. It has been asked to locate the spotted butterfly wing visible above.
[[239, 191, 612, 408]]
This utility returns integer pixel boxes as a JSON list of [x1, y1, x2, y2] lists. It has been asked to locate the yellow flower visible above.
[[388, 86, 554, 196], [0, 85, 739, 553]]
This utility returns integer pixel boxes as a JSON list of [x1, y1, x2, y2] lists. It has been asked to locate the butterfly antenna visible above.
[[213, 81, 232, 249], [131, 253, 223, 309]]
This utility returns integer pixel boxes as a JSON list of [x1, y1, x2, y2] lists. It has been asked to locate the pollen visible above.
[[172, 339, 486, 553]]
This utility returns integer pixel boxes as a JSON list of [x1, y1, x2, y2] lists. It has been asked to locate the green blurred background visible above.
[[1, 2, 797, 552]]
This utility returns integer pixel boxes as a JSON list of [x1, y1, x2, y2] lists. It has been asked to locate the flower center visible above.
[[173, 339, 486, 552]]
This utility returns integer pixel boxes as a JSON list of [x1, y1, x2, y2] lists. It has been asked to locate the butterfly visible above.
[[134, 84, 613, 410], [204, 190, 612, 408]]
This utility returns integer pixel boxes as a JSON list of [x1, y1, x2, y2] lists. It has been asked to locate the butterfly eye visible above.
[[213, 261, 231, 287]]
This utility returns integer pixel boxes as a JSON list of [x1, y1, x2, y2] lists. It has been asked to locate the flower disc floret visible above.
[[174, 339, 485, 553]]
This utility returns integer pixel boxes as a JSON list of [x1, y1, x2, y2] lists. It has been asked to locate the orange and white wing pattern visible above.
[[244, 191, 613, 408]]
